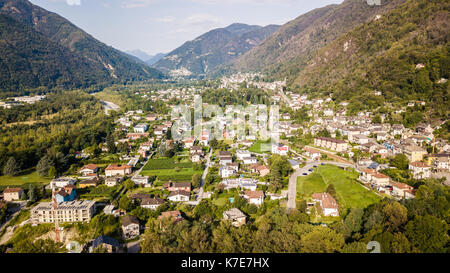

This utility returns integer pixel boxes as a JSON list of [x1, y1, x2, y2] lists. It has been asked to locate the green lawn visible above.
[[0, 171, 51, 187], [248, 140, 271, 153], [141, 168, 203, 184], [297, 165, 381, 209]]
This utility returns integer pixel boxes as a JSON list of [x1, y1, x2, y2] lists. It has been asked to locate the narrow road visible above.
[[197, 148, 213, 202], [100, 100, 120, 115]]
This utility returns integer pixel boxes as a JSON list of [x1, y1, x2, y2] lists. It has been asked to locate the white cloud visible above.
[[120, 0, 160, 8], [154, 16, 176, 23], [66, 0, 81, 6]]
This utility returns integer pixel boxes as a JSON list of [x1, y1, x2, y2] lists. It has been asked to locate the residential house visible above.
[[434, 157, 449, 171], [2, 187, 24, 202], [272, 143, 289, 156], [141, 198, 164, 210], [256, 165, 270, 177], [90, 236, 120, 253], [191, 152, 203, 163], [391, 182, 415, 199], [165, 182, 191, 192], [78, 177, 100, 188], [404, 145, 427, 162], [79, 164, 99, 176], [127, 132, 149, 140], [131, 175, 150, 186], [243, 156, 257, 165], [304, 147, 321, 161], [55, 185, 77, 203], [219, 151, 233, 165], [50, 177, 77, 190], [121, 215, 140, 239], [220, 166, 236, 178], [236, 150, 251, 161], [105, 164, 132, 177], [372, 173, 391, 187], [168, 190, 190, 202], [242, 191, 264, 206], [409, 161, 431, 179], [314, 137, 348, 152], [223, 208, 246, 227], [190, 146, 203, 155], [105, 177, 123, 187], [311, 192, 339, 217], [159, 210, 183, 222]]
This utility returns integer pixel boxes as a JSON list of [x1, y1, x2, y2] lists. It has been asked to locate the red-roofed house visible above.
[[242, 191, 264, 206], [409, 161, 431, 179], [105, 164, 132, 177], [312, 192, 339, 216], [3, 187, 24, 202]]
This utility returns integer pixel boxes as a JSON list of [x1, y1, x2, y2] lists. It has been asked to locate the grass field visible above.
[[297, 165, 381, 209], [0, 171, 51, 188], [143, 158, 192, 170], [248, 140, 271, 153]]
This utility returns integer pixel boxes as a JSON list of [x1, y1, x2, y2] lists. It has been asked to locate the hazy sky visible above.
[[29, 0, 343, 56]]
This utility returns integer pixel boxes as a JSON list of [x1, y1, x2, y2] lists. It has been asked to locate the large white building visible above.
[[30, 200, 96, 224]]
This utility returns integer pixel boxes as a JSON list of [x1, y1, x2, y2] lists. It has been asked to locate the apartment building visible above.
[[30, 200, 96, 224]]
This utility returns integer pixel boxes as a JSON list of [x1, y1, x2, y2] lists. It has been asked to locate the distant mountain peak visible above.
[[153, 23, 280, 77]]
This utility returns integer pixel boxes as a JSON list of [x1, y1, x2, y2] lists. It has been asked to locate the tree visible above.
[[48, 166, 57, 178], [382, 202, 408, 232], [389, 154, 409, 170], [3, 157, 19, 176], [300, 226, 345, 253], [36, 155, 54, 177], [326, 184, 337, 200], [119, 195, 133, 211], [106, 134, 116, 154], [405, 215, 448, 253], [28, 184, 36, 203], [192, 174, 202, 188]]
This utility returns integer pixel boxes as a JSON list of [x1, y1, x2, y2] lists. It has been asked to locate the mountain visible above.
[[229, 0, 408, 76], [126, 49, 153, 62], [232, 0, 449, 121], [288, 0, 449, 118], [146, 53, 167, 66], [153, 23, 280, 77], [0, 0, 163, 93]]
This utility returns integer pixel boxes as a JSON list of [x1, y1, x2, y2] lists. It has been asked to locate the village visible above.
[[0, 74, 448, 253]]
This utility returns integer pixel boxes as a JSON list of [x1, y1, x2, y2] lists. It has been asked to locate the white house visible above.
[[167, 190, 190, 202], [236, 150, 252, 160], [50, 177, 76, 190], [243, 157, 257, 165], [242, 191, 264, 206], [134, 124, 148, 133]]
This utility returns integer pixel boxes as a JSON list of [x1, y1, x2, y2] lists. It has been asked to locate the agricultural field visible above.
[[297, 165, 381, 209]]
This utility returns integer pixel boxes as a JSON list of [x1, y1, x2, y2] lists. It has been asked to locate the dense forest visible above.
[[287, 0, 449, 121], [0, 0, 164, 93], [0, 91, 115, 175], [139, 178, 449, 253]]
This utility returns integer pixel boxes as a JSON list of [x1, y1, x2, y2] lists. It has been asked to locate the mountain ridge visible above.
[[153, 23, 280, 77], [0, 0, 164, 93]]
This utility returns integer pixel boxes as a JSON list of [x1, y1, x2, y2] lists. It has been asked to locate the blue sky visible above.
[[30, 0, 343, 56]]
